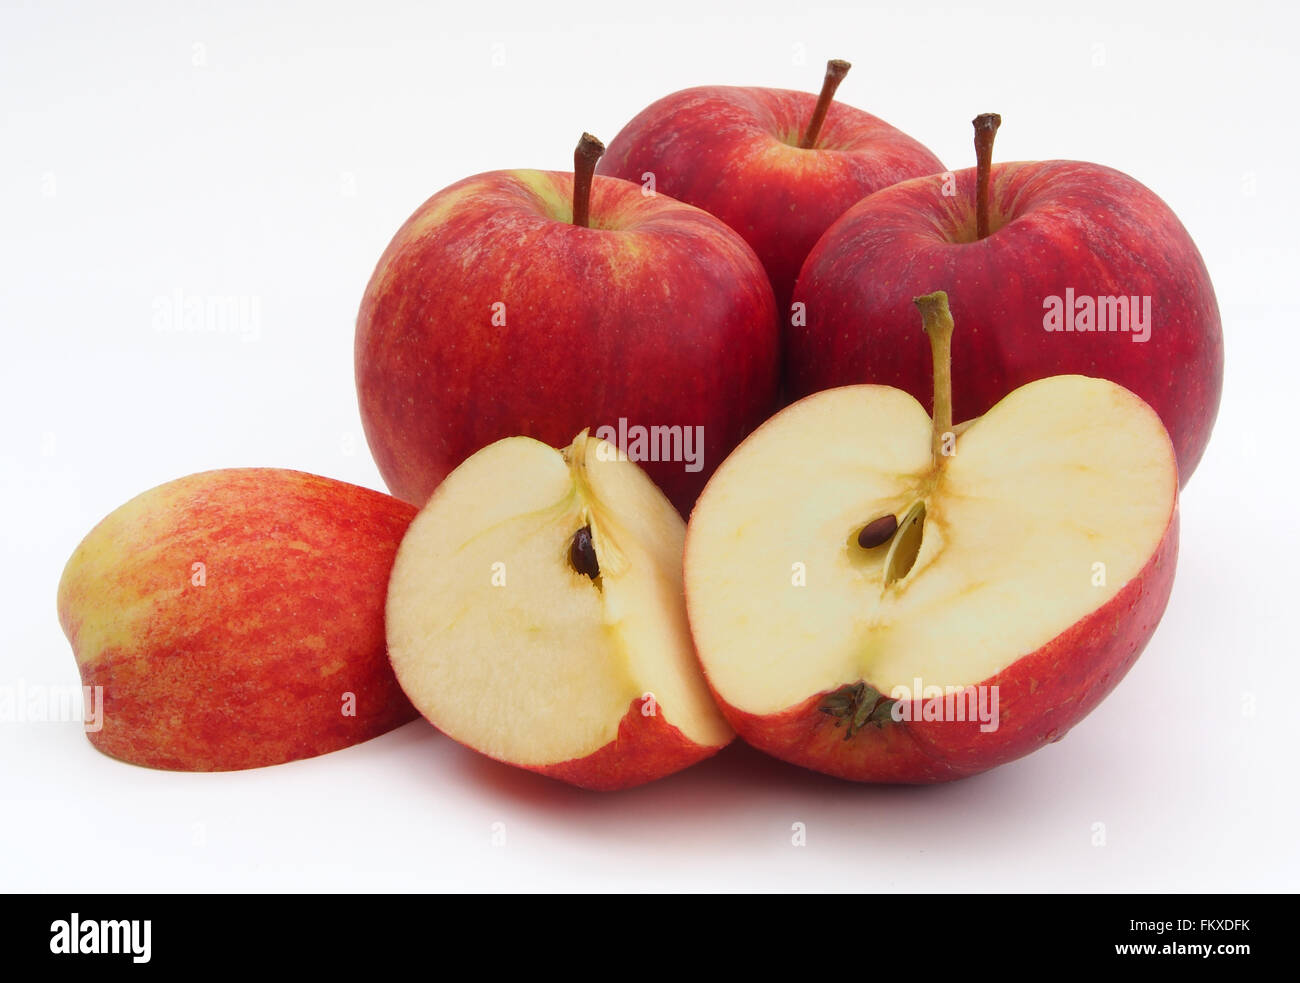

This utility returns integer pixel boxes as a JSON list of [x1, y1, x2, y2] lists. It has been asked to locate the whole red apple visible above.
[[597, 60, 944, 312], [356, 134, 779, 515], [790, 114, 1222, 483]]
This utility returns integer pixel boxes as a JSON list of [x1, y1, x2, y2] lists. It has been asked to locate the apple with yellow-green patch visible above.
[[355, 134, 780, 516], [56, 468, 418, 771]]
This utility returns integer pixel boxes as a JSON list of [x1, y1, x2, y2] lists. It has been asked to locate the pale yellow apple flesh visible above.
[[685, 374, 1178, 717], [386, 432, 731, 780]]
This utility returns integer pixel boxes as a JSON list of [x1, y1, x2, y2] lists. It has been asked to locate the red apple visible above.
[[56, 469, 419, 771], [790, 114, 1222, 484], [356, 134, 779, 516], [597, 60, 945, 312], [685, 292, 1179, 782]]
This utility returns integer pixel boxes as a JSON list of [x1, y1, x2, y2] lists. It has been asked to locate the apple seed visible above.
[[883, 501, 926, 587], [569, 525, 600, 580], [857, 514, 898, 549]]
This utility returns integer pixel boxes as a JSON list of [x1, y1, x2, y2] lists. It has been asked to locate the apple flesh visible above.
[[790, 160, 1222, 483], [386, 431, 732, 790], [685, 294, 1179, 782], [598, 69, 944, 311], [356, 165, 779, 516], [56, 469, 419, 771]]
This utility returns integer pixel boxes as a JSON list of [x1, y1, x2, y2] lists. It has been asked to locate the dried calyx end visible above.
[[819, 681, 895, 739], [572, 132, 606, 228], [857, 513, 898, 549], [569, 525, 600, 580], [799, 58, 851, 149]]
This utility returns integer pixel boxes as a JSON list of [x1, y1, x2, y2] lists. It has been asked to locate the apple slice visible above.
[[56, 469, 419, 771], [684, 292, 1179, 782], [386, 430, 732, 790]]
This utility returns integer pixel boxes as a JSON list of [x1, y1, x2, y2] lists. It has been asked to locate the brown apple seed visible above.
[[569, 525, 600, 580], [857, 514, 898, 550]]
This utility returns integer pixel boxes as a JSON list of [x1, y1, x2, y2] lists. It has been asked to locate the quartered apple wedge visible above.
[[684, 291, 1179, 782], [386, 431, 732, 790]]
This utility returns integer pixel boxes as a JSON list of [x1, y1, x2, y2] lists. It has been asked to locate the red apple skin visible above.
[[523, 698, 727, 791], [597, 86, 944, 312], [697, 508, 1179, 783], [56, 469, 419, 771], [356, 170, 779, 516], [790, 162, 1222, 483]]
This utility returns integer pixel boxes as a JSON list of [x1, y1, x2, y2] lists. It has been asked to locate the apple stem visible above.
[[799, 59, 851, 149], [572, 132, 606, 228], [972, 113, 1001, 239], [914, 291, 954, 461]]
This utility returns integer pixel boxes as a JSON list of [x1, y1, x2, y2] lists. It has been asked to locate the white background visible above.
[[3, 0, 1297, 892]]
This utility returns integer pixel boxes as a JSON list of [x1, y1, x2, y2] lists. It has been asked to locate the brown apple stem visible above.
[[914, 291, 954, 461], [799, 59, 851, 149], [972, 113, 1001, 239], [572, 132, 606, 228]]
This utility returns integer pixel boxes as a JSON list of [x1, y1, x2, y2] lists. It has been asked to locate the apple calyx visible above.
[[572, 132, 606, 228], [972, 112, 1002, 239], [819, 681, 896, 739], [799, 58, 852, 149]]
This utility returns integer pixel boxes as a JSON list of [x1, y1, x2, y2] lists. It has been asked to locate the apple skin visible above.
[[498, 697, 727, 792], [790, 162, 1223, 483], [356, 169, 779, 516], [692, 509, 1179, 783], [597, 85, 945, 313], [56, 469, 419, 771]]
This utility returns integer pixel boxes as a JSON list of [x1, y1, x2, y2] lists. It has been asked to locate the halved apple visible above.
[[386, 431, 732, 790], [684, 292, 1179, 782]]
